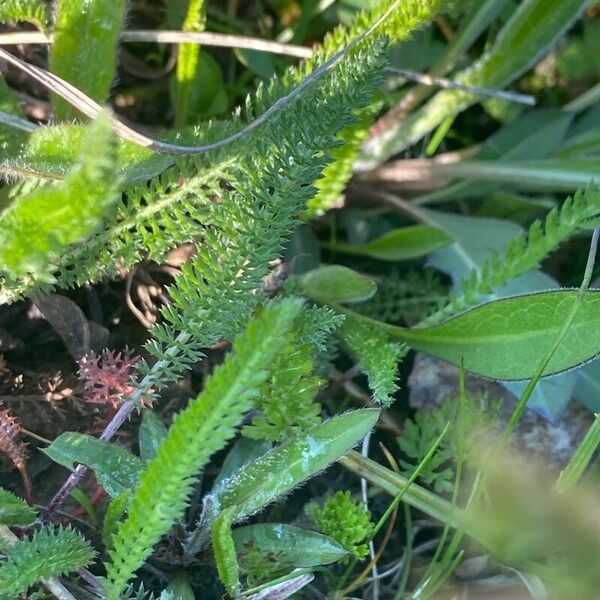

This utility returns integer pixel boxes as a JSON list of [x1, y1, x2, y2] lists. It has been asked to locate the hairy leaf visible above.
[[0, 487, 36, 526], [104, 300, 303, 599], [0, 526, 95, 600], [43, 432, 143, 498], [0, 114, 119, 289], [212, 507, 240, 595], [50, 0, 127, 120], [211, 408, 380, 524]]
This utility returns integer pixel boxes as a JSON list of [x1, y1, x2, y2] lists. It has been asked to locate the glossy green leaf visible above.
[[298, 266, 376, 304], [0, 488, 36, 526], [43, 432, 143, 498], [233, 524, 348, 567], [212, 408, 380, 523], [385, 290, 600, 380], [326, 225, 451, 261], [212, 437, 272, 491], [139, 410, 168, 463], [50, 0, 127, 120]]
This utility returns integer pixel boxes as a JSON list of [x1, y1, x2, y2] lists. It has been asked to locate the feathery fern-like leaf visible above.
[[143, 37, 390, 385], [356, 270, 449, 325], [303, 0, 445, 215], [0, 526, 95, 600], [104, 299, 302, 599], [339, 314, 408, 407], [243, 335, 323, 443], [424, 186, 600, 324], [0, 0, 48, 30], [0, 113, 119, 297]]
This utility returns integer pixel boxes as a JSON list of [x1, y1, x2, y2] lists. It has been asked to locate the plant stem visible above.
[[43, 338, 186, 521], [503, 227, 600, 440], [557, 412, 600, 493]]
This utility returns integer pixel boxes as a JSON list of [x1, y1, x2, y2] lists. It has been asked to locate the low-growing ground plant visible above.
[[1, 0, 600, 599]]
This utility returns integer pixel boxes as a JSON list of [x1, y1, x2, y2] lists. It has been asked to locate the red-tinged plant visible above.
[[78, 348, 146, 412], [0, 408, 32, 502]]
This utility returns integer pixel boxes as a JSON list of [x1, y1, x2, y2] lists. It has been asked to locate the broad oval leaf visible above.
[[391, 290, 600, 380], [212, 408, 380, 522], [327, 225, 451, 261], [233, 524, 348, 567], [298, 266, 376, 304], [43, 432, 143, 497]]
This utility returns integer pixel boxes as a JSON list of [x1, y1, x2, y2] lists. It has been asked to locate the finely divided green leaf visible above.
[[0, 487, 36, 526], [0, 526, 95, 600], [104, 299, 303, 599]]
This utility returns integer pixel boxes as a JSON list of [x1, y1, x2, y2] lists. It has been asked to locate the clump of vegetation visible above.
[[1, 0, 600, 598]]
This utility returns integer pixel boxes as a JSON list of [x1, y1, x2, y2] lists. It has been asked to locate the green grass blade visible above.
[[364, 0, 587, 163]]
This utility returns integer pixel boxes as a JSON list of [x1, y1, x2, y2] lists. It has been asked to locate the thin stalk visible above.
[[338, 451, 457, 528], [556, 412, 600, 493], [340, 424, 450, 597], [0, 30, 312, 58], [43, 334, 190, 521], [503, 227, 600, 440]]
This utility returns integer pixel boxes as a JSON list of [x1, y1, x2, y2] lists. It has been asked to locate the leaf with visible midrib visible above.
[[379, 289, 600, 380]]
